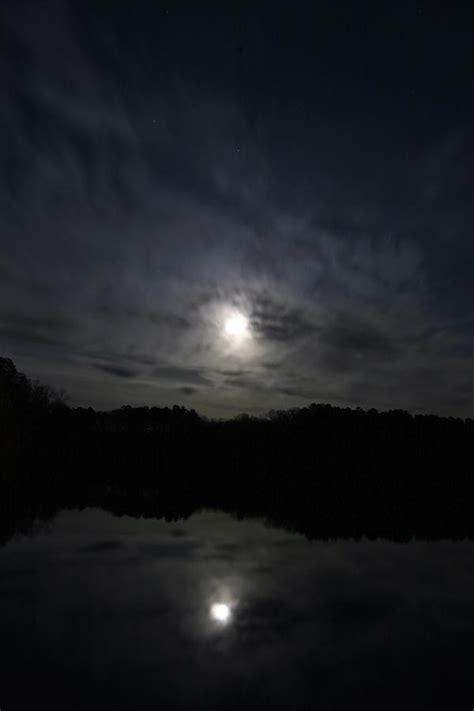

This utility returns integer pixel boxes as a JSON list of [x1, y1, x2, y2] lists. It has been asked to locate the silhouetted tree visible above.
[[1, 355, 474, 545]]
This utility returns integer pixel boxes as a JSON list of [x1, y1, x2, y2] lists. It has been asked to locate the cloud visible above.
[[180, 386, 197, 396], [151, 367, 213, 387], [94, 363, 138, 379], [0, 314, 76, 348], [318, 314, 400, 373], [251, 295, 314, 342]]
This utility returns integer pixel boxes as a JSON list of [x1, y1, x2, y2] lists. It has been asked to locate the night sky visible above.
[[2, 1, 473, 417]]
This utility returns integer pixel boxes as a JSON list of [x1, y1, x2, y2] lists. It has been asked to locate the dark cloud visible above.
[[251, 296, 314, 343], [151, 367, 212, 387], [180, 386, 197, 396], [0, 325, 63, 348], [85, 350, 156, 367], [318, 315, 400, 374], [224, 374, 265, 391], [94, 363, 138, 379], [0, 314, 75, 348], [322, 316, 398, 357], [219, 369, 247, 377]]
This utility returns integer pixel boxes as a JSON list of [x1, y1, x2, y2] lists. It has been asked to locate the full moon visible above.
[[210, 602, 231, 623], [224, 314, 249, 338]]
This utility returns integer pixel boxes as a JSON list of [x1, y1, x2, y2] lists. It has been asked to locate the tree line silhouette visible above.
[[1, 356, 473, 545]]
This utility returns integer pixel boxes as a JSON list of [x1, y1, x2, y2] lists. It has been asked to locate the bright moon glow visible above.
[[210, 603, 231, 623], [224, 314, 249, 337]]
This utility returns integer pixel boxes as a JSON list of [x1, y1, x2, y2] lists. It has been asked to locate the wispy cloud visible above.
[[1, 1, 473, 416]]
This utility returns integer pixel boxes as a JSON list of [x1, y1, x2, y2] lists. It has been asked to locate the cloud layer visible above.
[[1, 2, 473, 416]]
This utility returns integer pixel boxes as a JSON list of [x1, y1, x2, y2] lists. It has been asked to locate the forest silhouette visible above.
[[1, 356, 473, 546]]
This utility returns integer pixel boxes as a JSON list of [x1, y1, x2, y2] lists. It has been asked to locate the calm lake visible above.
[[1, 508, 474, 710]]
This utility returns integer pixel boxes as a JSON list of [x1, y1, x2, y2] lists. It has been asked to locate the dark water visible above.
[[1, 508, 474, 710]]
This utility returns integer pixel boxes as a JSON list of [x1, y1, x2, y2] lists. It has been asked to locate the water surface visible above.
[[1, 508, 473, 710]]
